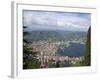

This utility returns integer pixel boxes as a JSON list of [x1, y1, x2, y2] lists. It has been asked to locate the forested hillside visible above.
[[24, 30, 87, 42]]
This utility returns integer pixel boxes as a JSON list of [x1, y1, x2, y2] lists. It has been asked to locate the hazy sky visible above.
[[23, 10, 91, 31]]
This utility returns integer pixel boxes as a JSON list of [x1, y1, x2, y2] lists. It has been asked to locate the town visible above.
[[29, 41, 84, 68]]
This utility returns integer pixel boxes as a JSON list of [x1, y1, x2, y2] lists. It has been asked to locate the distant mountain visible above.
[[24, 24, 89, 32], [23, 30, 87, 43]]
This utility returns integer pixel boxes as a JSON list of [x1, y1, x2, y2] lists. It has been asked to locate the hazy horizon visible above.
[[23, 10, 91, 32]]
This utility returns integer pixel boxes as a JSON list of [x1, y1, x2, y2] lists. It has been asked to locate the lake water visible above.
[[57, 42, 85, 57]]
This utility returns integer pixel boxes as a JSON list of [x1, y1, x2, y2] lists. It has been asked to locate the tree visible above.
[[23, 26, 41, 69], [82, 27, 91, 66]]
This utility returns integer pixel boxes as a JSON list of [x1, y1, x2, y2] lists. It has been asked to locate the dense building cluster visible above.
[[30, 42, 83, 68]]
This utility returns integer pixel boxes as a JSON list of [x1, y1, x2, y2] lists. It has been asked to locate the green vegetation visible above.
[[23, 26, 91, 69], [23, 45, 41, 69], [82, 27, 91, 66], [23, 26, 41, 69], [24, 30, 87, 42]]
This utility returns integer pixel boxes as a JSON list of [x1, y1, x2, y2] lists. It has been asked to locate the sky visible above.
[[23, 10, 91, 31]]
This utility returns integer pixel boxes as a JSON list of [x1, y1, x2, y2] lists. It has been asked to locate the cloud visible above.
[[23, 10, 91, 31]]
